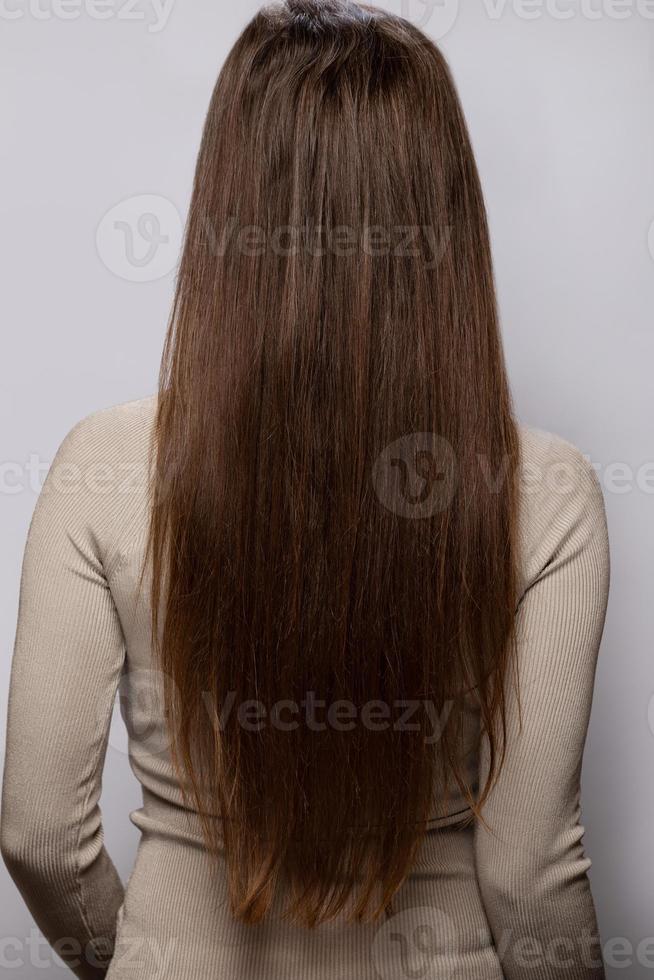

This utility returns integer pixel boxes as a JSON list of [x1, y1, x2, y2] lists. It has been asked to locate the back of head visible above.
[[148, 0, 519, 928]]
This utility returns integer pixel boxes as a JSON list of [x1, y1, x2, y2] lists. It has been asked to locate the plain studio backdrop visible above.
[[1, 1, 653, 976]]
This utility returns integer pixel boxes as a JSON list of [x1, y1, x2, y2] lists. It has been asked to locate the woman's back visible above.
[[1, 394, 609, 978], [1, 0, 610, 974]]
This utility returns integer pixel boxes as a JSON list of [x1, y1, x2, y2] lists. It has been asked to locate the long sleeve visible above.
[[474, 435, 610, 978], [1, 415, 126, 980]]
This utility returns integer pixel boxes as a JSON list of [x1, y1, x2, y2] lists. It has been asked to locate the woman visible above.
[[1, 0, 610, 977]]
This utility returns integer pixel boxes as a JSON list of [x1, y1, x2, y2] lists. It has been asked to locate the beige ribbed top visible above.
[[1, 395, 610, 980]]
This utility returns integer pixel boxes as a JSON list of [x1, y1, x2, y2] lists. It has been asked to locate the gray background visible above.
[[1, 0, 653, 975]]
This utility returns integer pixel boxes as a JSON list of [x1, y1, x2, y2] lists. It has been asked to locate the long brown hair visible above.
[[147, 0, 520, 929]]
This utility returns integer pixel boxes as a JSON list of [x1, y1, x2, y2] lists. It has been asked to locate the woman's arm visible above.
[[1, 415, 126, 980], [474, 436, 610, 979]]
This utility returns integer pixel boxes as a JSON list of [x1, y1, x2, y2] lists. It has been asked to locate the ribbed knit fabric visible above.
[[1, 395, 610, 980]]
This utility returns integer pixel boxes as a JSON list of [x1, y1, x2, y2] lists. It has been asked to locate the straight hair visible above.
[[146, 0, 520, 928]]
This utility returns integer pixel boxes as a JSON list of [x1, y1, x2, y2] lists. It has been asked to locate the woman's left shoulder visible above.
[[514, 422, 608, 594]]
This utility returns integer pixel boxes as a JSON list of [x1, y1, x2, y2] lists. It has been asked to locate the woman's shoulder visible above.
[[34, 395, 158, 575], [516, 422, 603, 504], [47, 394, 158, 487], [60, 393, 157, 454], [517, 422, 594, 470], [514, 422, 608, 596]]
